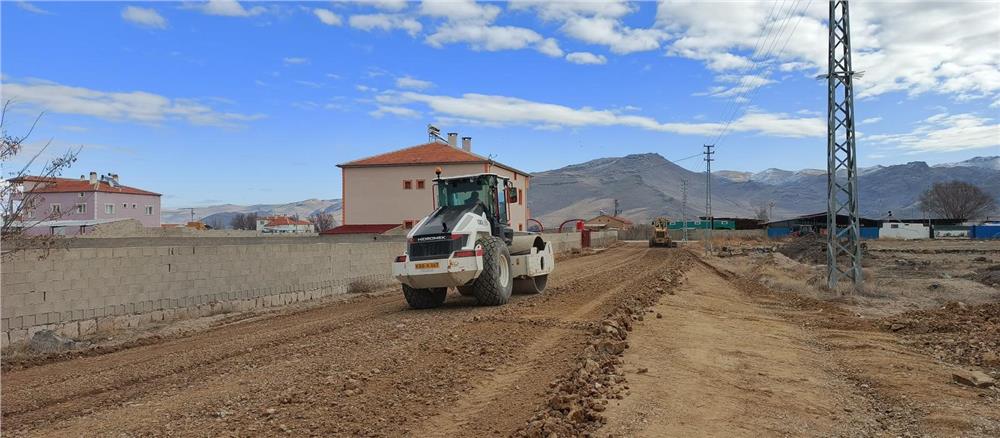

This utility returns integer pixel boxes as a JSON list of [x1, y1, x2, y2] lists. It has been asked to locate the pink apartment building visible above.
[[10, 172, 161, 234]]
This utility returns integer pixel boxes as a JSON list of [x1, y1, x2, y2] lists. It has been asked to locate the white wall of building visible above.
[[342, 163, 529, 232], [880, 222, 929, 240]]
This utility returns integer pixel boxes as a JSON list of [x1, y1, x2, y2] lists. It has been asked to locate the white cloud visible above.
[[426, 24, 543, 52], [656, 0, 1000, 105], [1, 78, 264, 127], [349, 13, 422, 36], [561, 16, 668, 54], [359, 0, 408, 12], [699, 74, 775, 99], [536, 37, 564, 57], [370, 105, 420, 118], [283, 57, 310, 65], [420, 0, 500, 23], [313, 8, 342, 26], [121, 6, 167, 29], [512, 0, 668, 54], [16, 1, 50, 14], [420, 0, 564, 58], [866, 113, 1000, 153], [565, 51, 607, 65], [194, 0, 265, 17], [395, 76, 433, 90], [377, 90, 823, 137], [861, 117, 883, 125]]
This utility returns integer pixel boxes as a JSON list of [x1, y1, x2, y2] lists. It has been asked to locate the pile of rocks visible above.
[[516, 268, 684, 437]]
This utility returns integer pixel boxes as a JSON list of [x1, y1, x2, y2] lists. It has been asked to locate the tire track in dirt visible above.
[[3, 245, 669, 437], [411, 247, 666, 436]]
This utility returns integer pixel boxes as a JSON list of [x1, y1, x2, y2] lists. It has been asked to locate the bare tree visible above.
[[229, 212, 258, 230], [919, 180, 997, 220], [2, 101, 81, 254], [310, 212, 336, 232]]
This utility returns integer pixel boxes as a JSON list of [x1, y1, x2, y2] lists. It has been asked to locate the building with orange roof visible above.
[[333, 134, 530, 234], [9, 171, 161, 232], [256, 215, 314, 234]]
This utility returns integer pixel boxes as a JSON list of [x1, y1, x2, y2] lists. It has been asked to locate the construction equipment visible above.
[[649, 217, 677, 248], [392, 170, 554, 309]]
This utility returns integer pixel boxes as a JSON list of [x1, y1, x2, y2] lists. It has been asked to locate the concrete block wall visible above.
[[1, 231, 617, 347], [1, 240, 403, 347]]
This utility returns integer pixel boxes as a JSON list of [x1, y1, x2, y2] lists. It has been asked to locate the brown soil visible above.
[[1, 245, 682, 437], [882, 302, 1000, 371], [777, 235, 828, 265], [602, 256, 1000, 437], [4, 242, 998, 437]]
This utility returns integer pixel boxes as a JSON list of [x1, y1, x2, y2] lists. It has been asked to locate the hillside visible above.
[[527, 154, 1000, 226], [161, 199, 341, 227]]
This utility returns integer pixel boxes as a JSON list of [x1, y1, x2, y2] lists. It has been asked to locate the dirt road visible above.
[[2, 245, 680, 437], [4, 243, 997, 437]]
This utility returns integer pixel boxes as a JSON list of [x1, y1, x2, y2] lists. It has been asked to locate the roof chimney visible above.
[[111, 173, 119, 184], [447, 132, 458, 147], [89, 171, 97, 185], [462, 136, 472, 152]]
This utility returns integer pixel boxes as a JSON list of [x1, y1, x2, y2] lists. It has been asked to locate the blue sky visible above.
[[2, 0, 998, 207]]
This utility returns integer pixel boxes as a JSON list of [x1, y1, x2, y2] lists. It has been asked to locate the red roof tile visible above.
[[11, 176, 161, 196], [338, 142, 529, 176], [265, 216, 312, 226], [320, 224, 400, 235]]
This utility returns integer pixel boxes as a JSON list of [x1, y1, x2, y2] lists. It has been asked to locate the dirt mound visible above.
[[970, 264, 1000, 288], [515, 265, 687, 437], [778, 235, 827, 265], [881, 302, 1000, 370]]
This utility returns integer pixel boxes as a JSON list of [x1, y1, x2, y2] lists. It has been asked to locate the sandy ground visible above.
[[3, 241, 998, 437], [602, 252, 1000, 437]]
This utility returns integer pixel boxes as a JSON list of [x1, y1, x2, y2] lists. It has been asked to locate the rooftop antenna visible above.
[[427, 124, 447, 143]]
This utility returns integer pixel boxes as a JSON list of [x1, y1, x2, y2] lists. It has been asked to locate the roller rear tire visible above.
[[472, 237, 513, 306], [402, 285, 447, 309]]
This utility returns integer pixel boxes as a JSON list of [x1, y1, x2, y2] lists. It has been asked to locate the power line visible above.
[[709, 0, 813, 148], [712, 0, 813, 149]]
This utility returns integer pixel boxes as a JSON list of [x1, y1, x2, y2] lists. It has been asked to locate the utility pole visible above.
[[825, 0, 863, 291], [681, 179, 689, 242], [703, 144, 715, 253], [768, 200, 775, 222]]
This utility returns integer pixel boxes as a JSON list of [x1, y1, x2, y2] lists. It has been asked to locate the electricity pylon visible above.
[[825, 0, 863, 291]]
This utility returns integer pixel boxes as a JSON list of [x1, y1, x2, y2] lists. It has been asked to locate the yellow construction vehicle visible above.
[[649, 217, 677, 248]]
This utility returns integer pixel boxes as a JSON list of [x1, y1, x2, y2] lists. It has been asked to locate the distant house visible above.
[[8, 172, 161, 235], [880, 221, 930, 240], [257, 216, 313, 234], [329, 135, 531, 234], [585, 214, 633, 230]]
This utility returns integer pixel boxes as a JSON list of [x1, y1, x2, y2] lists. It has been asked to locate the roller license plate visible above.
[[415, 262, 439, 269]]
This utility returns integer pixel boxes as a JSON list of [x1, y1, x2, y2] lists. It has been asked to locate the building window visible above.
[[519, 224, 523, 231], [76, 204, 86, 214], [132, 204, 137, 209], [518, 189, 523, 205], [105, 204, 115, 214], [145, 205, 153, 215], [403, 220, 414, 229], [416, 179, 425, 189], [51, 204, 61, 214], [403, 180, 413, 190]]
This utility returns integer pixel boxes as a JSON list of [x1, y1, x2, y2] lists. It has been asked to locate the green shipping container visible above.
[[668, 220, 735, 230]]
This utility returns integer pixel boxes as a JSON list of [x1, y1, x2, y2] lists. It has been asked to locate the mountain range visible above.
[[160, 156, 998, 228], [161, 199, 341, 227], [526, 155, 1000, 226]]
